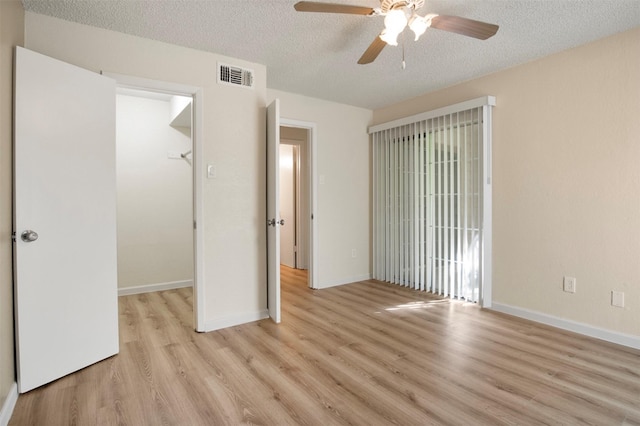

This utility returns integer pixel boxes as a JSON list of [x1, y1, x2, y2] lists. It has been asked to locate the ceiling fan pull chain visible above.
[[401, 32, 406, 70]]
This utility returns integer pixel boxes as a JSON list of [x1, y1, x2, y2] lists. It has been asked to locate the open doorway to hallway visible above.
[[279, 126, 310, 288]]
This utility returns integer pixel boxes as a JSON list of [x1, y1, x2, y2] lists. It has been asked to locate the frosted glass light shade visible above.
[[379, 29, 400, 46], [409, 15, 429, 41], [384, 9, 408, 33]]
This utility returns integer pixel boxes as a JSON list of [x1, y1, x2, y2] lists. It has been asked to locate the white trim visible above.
[[118, 280, 193, 296], [102, 72, 198, 97], [480, 104, 493, 308], [104, 72, 206, 332], [192, 88, 206, 332], [280, 118, 318, 290], [204, 310, 269, 332], [318, 274, 372, 289], [491, 303, 640, 350], [368, 96, 496, 134], [0, 382, 18, 426]]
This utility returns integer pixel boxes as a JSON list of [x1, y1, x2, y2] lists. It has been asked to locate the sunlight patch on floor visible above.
[[384, 299, 449, 311]]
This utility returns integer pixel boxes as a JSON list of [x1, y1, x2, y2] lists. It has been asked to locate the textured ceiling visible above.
[[21, 0, 640, 110]]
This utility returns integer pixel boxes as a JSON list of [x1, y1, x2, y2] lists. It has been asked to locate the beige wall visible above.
[[116, 94, 193, 289], [0, 0, 24, 410], [373, 28, 640, 337], [24, 12, 268, 327], [268, 89, 373, 288]]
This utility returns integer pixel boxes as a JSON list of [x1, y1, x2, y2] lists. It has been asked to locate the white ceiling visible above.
[[21, 0, 640, 110]]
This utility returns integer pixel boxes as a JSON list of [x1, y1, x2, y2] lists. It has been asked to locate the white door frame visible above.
[[104, 72, 206, 331], [280, 118, 317, 289]]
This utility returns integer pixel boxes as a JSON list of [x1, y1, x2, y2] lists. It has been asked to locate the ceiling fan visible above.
[[294, 0, 499, 64]]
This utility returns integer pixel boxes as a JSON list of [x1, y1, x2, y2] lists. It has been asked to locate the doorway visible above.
[[106, 72, 205, 331], [267, 104, 317, 323], [279, 125, 312, 288], [279, 143, 296, 268], [115, 88, 194, 314]]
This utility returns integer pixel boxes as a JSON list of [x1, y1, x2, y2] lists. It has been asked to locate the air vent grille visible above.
[[218, 63, 254, 89]]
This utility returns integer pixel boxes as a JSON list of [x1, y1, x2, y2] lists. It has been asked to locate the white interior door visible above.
[[13, 47, 119, 393], [266, 99, 281, 323]]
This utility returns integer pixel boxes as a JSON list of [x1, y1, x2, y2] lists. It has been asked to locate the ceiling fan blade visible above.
[[358, 35, 386, 64], [294, 1, 375, 15], [430, 15, 499, 40]]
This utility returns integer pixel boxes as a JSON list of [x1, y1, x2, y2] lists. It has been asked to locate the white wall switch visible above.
[[611, 291, 625, 308], [563, 276, 576, 293], [207, 164, 216, 179], [319, 174, 325, 185]]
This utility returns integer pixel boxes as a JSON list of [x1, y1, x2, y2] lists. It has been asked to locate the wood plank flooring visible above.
[[10, 266, 640, 425]]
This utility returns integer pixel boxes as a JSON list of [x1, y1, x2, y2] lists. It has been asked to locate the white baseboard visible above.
[[0, 382, 18, 426], [203, 309, 269, 332], [118, 280, 193, 296], [490, 303, 640, 350], [318, 273, 372, 289]]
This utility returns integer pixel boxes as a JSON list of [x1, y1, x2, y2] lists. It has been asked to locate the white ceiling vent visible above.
[[218, 63, 254, 89]]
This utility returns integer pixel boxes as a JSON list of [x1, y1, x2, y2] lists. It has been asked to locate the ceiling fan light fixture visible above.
[[293, 1, 498, 65], [383, 8, 408, 33], [379, 28, 400, 46], [408, 14, 429, 41]]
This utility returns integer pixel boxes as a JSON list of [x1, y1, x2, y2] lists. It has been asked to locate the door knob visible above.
[[278, 219, 285, 226], [21, 230, 39, 242], [267, 219, 276, 227]]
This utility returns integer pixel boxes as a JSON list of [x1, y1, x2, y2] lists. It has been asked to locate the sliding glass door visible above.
[[371, 99, 493, 304]]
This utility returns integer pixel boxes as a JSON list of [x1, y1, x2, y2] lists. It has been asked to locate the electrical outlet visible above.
[[563, 276, 576, 293], [611, 291, 625, 308], [351, 249, 357, 258]]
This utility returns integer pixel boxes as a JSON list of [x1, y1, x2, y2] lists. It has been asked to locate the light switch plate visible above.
[[611, 291, 625, 308], [563, 276, 576, 293], [207, 164, 216, 179]]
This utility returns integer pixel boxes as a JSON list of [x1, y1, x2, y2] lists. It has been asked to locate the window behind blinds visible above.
[[370, 97, 494, 305]]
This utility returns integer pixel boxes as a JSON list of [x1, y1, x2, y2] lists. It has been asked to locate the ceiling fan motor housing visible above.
[[380, 0, 424, 13]]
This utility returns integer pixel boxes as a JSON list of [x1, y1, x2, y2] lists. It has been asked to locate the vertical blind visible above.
[[370, 98, 494, 304]]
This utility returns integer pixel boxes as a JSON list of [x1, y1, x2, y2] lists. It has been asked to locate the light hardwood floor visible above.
[[10, 266, 640, 425]]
